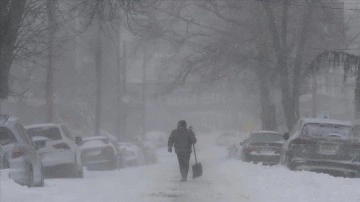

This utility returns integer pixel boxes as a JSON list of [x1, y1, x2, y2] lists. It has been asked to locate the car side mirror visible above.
[[283, 132, 290, 140], [75, 136, 83, 145], [34, 140, 46, 149]]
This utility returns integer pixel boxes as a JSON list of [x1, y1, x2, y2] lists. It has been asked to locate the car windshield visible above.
[[302, 123, 355, 138], [0, 127, 17, 146], [27, 127, 62, 141], [250, 132, 283, 142]]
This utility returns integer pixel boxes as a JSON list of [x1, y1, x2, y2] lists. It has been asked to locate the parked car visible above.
[[280, 118, 360, 177], [80, 136, 123, 170], [0, 115, 44, 187], [25, 123, 83, 178], [118, 142, 145, 166], [240, 131, 284, 165], [0, 144, 9, 169]]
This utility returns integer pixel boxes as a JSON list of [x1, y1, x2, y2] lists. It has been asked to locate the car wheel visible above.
[[34, 164, 44, 187], [284, 153, 296, 170]]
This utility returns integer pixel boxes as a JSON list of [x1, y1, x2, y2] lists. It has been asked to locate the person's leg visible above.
[[178, 153, 188, 181], [183, 153, 191, 180], [177, 154, 184, 180]]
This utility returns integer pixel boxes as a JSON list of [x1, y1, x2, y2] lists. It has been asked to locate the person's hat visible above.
[[178, 120, 187, 128]]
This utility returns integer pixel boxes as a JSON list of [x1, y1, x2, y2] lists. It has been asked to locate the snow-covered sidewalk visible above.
[[2, 134, 360, 202]]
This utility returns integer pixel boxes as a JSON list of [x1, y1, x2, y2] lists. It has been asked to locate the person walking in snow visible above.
[[168, 120, 197, 182]]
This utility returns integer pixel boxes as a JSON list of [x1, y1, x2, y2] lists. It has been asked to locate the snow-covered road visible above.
[[2, 134, 360, 202]]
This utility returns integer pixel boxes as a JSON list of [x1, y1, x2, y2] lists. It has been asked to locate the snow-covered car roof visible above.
[[81, 137, 110, 149], [25, 123, 62, 129], [251, 130, 281, 134], [83, 136, 108, 141], [301, 118, 353, 127]]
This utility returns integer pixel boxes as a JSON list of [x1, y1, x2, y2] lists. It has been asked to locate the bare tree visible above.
[[71, 0, 148, 135], [308, 51, 360, 119]]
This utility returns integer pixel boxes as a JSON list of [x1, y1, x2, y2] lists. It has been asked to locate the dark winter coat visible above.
[[168, 127, 197, 154]]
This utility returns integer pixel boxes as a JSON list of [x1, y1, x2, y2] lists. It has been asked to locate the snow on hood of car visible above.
[[31, 136, 51, 142], [25, 123, 61, 129], [301, 118, 353, 127]]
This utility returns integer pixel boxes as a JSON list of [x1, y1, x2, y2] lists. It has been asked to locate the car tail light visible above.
[[102, 146, 113, 153], [53, 143, 70, 149], [12, 147, 25, 158], [291, 138, 312, 145], [244, 145, 255, 153]]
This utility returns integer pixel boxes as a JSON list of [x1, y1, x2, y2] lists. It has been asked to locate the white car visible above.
[[25, 123, 83, 178], [118, 142, 145, 166], [0, 116, 44, 187], [80, 136, 122, 170]]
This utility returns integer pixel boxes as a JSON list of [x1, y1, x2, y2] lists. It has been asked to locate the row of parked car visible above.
[[228, 118, 360, 177], [0, 115, 160, 187]]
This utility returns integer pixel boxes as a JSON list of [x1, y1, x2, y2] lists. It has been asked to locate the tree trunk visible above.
[[116, 26, 122, 141], [94, 22, 103, 136], [46, 0, 56, 123], [292, 0, 315, 121], [141, 52, 148, 137], [0, 0, 26, 98], [256, 45, 277, 130], [121, 42, 127, 139], [262, 2, 295, 130]]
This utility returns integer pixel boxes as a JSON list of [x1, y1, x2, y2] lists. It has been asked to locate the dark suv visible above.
[[280, 118, 360, 177]]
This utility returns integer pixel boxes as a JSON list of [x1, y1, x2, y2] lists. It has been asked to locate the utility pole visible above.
[[46, 0, 56, 123]]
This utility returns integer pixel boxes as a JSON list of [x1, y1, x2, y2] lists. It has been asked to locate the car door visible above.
[[14, 124, 40, 168], [60, 126, 81, 166]]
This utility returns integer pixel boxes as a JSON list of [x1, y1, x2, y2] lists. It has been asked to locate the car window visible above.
[[15, 123, 33, 145], [27, 126, 62, 140], [290, 120, 301, 136], [0, 126, 17, 145], [61, 126, 74, 141], [301, 123, 355, 138]]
